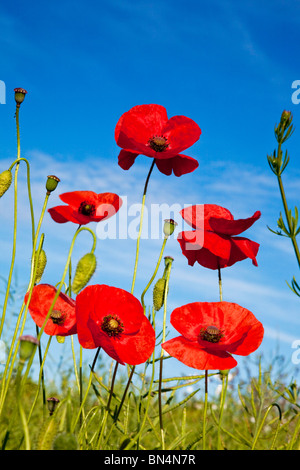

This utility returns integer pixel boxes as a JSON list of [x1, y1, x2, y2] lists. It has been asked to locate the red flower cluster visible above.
[[48, 191, 122, 225], [115, 104, 201, 177], [24, 283, 156, 366], [75, 285, 156, 365], [162, 301, 264, 370], [178, 204, 261, 270]]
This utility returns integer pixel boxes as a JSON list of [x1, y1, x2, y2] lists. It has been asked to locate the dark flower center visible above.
[[200, 325, 223, 343], [50, 310, 65, 325], [101, 315, 124, 338], [78, 201, 96, 217], [148, 135, 169, 152]]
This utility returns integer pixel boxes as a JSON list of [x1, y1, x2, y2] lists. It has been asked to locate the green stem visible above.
[[158, 258, 173, 450], [202, 370, 208, 450], [131, 160, 155, 295], [277, 174, 300, 268], [0, 108, 22, 340], [218, 264, 223, 301], [217, 374, 228, 449], [36, 324, 46, 413], [141, 236, 167, 310], [96, 361, 119, 449], [0, 203, 48, 417]]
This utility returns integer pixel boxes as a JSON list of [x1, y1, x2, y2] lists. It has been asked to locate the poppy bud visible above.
[[14, 87, 27, 107], [0, 169, 12, 198], [47, 397, 60, 416], [18, 335, 39, 363], [52, 432, 78, 450], [153, 278, 168, 311], [219, 369, 230, 378], [163, 219, 178, 237], [33, 249, 47, 284], [46, 175, 60, 194], [71, 252, 97, 295]]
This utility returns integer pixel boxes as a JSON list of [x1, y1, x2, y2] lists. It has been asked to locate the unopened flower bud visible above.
[[46, 175, 60, 194], [33, 249, 47, 284], [280, 110, 292, 124], [163, 219, 178, 237], [0, 170, 12, 197], [18, 335, 39, 363], [71, 252, 97, 295], [52, 432, 78, 450], [47, 397, 60, 416], [219, 369, 230, 378], [153, 278, 168, 311], [14, 88, 27, 107]]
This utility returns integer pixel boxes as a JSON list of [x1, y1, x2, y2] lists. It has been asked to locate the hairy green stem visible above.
[[131, 160, 155, 295]]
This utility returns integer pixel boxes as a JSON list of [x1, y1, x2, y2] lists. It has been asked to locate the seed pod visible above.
[[33, 249, 47, 284], [0, 170, 12, 197], [153, 278, 168, 312], [14, 87, 27, 107], [52, 432, 78, 451], [71, 252, 97, 295]]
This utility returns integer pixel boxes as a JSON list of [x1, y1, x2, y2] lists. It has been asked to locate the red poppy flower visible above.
[[162, 301, 264, 370], [178, 204, 261, 270], [75, 284, 156, 365], [24, 284, 77, 336], [115, 104, 201, 177], [48, 191, 122, 225]]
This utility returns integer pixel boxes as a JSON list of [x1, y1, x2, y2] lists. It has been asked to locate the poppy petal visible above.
[[93, 193, 123, 221], [209, 211, 261, 236], [162, 336, 237, 370], [229, 237, 260, 266], [180, 204, 233, 230], [115, 104, 168, 152], [155, 154, 199, 177], [162, 116, 201, 155], [118, 149, 139, 170], [113, 316, 156, 365], [59, 191, 98, 209]]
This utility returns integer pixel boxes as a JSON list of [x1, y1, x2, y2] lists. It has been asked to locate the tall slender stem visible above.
[[141, 236, 167, 310], [0, 108, 22, 339], [218, 264, 223, 301], [202, 370, 208, 450], [131, 160, 155, 295], [277, 174, 300, 268], [158, 258, 173, 450]]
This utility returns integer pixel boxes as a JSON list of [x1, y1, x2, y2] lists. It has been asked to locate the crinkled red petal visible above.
[[59, 191, 98, 209], [155, 154, 199, 177], [162, 336, 237, 370], [115, 104, 168, 152], [180, 204, 233, 230], [161, 115, 201, 155], [118, 149, 139, 170], [209, 210, 261, 235]]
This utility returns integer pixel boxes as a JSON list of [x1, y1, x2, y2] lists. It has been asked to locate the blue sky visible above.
[[0, 0, 300, 385]]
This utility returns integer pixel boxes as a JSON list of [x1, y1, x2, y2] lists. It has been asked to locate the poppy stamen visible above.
[[200, 325, 223, 343], [101, 315, 124, 338], [78, 201, 96, 217], [50, 310, 65, 325], [147, 135, 169, 152]]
